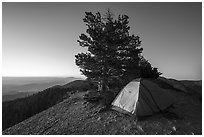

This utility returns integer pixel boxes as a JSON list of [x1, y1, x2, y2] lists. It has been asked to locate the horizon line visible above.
[[2, 75, 86, 78], [1, 75, 201, 81]]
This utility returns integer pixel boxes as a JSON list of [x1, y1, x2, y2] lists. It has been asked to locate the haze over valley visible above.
[[2, 77, 83, 102]]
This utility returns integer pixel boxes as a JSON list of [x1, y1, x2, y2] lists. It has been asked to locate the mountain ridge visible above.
[[2, 77, 202, 135], [2, 77, 83, 101], [2, 79, 90, 130]]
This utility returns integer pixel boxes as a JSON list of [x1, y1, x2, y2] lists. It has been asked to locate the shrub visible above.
[[83, 90, 102, 103]]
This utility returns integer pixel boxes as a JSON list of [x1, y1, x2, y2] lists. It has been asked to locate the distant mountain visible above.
[[158, 77, 202, 93], [2, 77, 83, 101], [2, 77, 83, 85], [2, 79, 91, 130], [180, 80, 202, 95]]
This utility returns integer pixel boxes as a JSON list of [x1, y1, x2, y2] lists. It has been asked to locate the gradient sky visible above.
[[2, 2, 202, 80]]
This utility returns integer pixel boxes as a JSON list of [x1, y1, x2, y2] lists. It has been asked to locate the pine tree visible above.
[[139, 57, 162, 78], [75, 10, 161, 96]]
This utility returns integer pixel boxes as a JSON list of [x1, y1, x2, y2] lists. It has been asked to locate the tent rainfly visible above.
[[111, 78, 175, 117]]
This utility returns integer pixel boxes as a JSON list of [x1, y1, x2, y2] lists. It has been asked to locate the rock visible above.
[[83, 101, 88, 105], [97, 117, 101, 121], [172, 126, 176, 131], [136, 125, 144, 132]]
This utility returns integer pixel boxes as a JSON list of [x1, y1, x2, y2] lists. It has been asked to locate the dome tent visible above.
[[111, 78, 175, 116]]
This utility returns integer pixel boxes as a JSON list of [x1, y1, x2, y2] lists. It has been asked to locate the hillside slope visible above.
[[3, 79, 202, 135], [2, 91, 36, 102], [2, 80, 91, 130]]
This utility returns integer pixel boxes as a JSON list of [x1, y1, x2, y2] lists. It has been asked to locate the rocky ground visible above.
[[3, 80, 202, 135]]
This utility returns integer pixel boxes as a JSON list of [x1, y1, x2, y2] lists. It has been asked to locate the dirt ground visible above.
[[3, 86, 202, 135]]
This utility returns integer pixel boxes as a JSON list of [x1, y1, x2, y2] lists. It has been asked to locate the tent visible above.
[[111, 78, 175, 117]]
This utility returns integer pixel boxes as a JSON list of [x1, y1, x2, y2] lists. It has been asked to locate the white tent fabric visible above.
[[112, 80, 140, 114], [111, 78, 175, 116]]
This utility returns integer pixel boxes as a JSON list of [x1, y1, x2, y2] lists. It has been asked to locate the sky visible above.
[[2, 2, 202, 80]]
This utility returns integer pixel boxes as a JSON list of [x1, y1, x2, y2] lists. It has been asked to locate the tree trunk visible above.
[[98, 78, 109, 93], [99, 76, 112, 106]]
